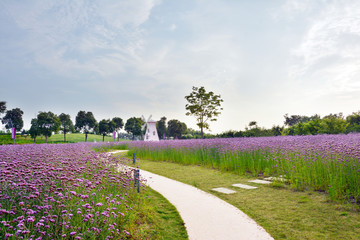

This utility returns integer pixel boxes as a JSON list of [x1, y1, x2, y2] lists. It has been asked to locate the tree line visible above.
[[217, 112, 360, 138], [0, 101, 191, 142], [2, 100, 360, 142]]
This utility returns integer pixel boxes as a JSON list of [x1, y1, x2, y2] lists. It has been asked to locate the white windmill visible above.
[[142, 115, 159, 141]]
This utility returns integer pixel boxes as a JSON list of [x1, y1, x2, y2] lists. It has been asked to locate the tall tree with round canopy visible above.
[[185, 86, 223, 138]]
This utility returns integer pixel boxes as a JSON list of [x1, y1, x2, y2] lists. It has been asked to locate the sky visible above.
[[1, 0, 360, 134]]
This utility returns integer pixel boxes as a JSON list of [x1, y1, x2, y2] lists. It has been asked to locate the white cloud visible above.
[[1, 0, 160, 77], [289, 0, 360, 95]]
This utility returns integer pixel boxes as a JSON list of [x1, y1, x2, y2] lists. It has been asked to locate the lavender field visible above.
[[128, 134, 360, 202], [0, 143, 147, 239]]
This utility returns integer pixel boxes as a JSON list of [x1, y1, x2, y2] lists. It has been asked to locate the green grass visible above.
[[145, 189, 188, 240], [133, 159, 360, 240], [0, 133, 125, 144]]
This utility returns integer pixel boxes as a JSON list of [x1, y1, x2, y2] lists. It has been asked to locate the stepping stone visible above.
[[232, 183, 258, 189], [264, 177, 286, 182], [211, 187, 236, 194], [248, 179, 271, 184]]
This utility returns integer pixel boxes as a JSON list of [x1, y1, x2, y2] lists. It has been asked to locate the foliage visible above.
[[59, 113, 75, 143], [124, 117, 143, 140], [185, 86, 223, 138], [319, 116, 349, 134], [167, 119, 187, 139], [112, 117, 124, 141], [37, 111, 61, 143], [75, 111, 97, 142], [0, 101, 6, 119], [29, 118, 41, 143], [1, 108, 24, 131], [99, 119, 115, 142], [156, 116, 167, 139], [346, 111, 360, 133]]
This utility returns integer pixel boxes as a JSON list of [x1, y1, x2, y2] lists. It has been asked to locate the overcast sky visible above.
[[1, 0, 360, 134]]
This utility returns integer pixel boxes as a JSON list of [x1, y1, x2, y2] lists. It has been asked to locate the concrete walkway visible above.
[[109, 151, 273, 240], [140, 169, 273, 240]]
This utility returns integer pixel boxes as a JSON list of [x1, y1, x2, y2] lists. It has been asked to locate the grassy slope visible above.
[[0, 133, 122, 144], [145, 189, 188, 239], [134, 159, 360, 240]]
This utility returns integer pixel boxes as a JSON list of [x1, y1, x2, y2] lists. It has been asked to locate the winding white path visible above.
[[140, 169, 273, 240], [110, 151, 273, 240]]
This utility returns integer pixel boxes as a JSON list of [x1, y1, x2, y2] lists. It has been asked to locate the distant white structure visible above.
[[142, 115, 159, 141]]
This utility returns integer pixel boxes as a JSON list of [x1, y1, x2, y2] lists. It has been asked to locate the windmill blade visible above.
[[147, 114, 152, 122], [141, 122, 146, 131], [141, 115, 146, 122]]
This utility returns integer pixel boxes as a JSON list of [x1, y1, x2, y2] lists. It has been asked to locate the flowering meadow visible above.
[[127, 134, 360, 202], [0, 143, 149, 239]]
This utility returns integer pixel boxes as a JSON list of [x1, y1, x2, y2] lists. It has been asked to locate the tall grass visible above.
[[127, 134, 360, 202]]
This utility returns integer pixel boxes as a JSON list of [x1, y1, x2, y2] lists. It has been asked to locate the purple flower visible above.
[[27, 216, 35, 223]]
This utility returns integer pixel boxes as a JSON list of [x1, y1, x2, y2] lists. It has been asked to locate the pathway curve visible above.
[[108, 151, 273, 240], [140, 169, 273, 240]]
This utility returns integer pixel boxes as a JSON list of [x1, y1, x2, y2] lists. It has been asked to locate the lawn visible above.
[[133, 159, 360, 240], [0, 133, 124, 144]]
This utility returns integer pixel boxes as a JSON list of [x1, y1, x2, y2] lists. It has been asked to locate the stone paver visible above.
[[232, 183, 258, 189], [264, 177, 286, 182], [211, 187, 237, 194], [248, 179, 271, 184]]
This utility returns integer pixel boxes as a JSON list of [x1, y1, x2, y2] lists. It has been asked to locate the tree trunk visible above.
[[201, 126, 204, 139], [117, 131, 119, 142], [85, 133, 88, 142], [33, 137, 36, 144], [64, 131, 66, 143], [45, 135, 48, 143], [102, 134, 105, 142]]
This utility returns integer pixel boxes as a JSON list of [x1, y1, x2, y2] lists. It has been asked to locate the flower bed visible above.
[[0, 143, 144, 239], [127, 134, 360, 202]]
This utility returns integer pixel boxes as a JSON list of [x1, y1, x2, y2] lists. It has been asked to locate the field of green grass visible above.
[[0, 133, 125, 144]]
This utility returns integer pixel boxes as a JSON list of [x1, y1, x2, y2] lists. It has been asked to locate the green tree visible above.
[[156, 116, 167, 139], [37, 111, 60, 143], [125, 117, 143, 140], [0, 101, 6, 120], [99, 119, 114, 142], [284, 114, 302, 127], [302, 118, 322, 135], [112, 117, 124, 141], [248, 121, 258, 129], [346, 111, 360, 133], [185, 86, 223, 138], [167, 119, 187, 139], [59, 113, 75, 143], [320, 114, 349, 134], [271, 125, 283, 136], [29, 118, 40, 143], [75, 111, 97, 142], [2, 108, 24, 131]]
